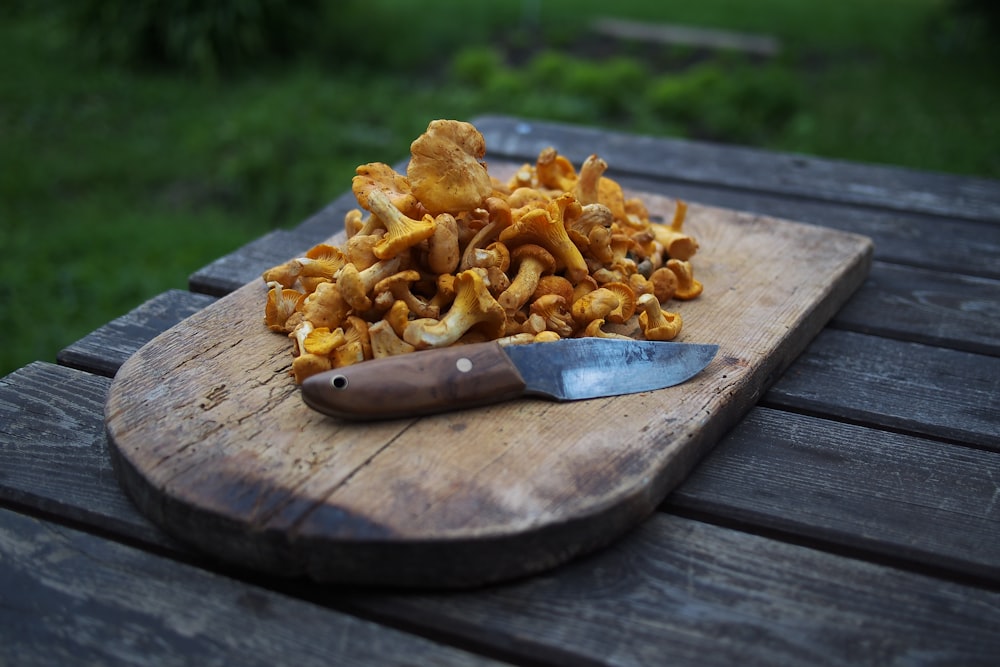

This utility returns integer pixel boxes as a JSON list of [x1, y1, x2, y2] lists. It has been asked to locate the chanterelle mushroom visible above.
[[407, 119, 493, 215], [637, 293, 682, 341], [362, 188, 436, 260], [403, 269, 506, 349]]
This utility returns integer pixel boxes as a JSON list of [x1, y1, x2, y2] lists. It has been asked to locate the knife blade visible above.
[[301, 338, 718, 420]]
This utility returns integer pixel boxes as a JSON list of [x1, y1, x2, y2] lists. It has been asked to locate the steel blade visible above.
[[502, 338, 718, 401]]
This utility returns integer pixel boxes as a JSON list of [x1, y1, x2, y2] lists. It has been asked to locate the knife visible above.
[[301, 338, 718, 420]]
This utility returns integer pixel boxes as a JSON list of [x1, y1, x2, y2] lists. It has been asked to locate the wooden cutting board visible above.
[[105, 169, 873, 588]]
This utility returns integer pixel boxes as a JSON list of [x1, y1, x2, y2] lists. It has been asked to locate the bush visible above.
[[66, 0, 324, 76]]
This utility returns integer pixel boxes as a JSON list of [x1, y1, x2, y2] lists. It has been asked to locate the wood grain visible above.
[[339, 513, 1000, 667], [765, 329, 1000, 450], [831, 261, 1000, 356], [57, 289, 218, 377], [475, 115, 1000, 223], [0, 508, 503, 667], [104, 182, 873, 586], [5, 364, 1000, 664], [669, 406, 1000, 581]]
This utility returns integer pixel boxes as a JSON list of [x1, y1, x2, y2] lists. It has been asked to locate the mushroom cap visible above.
[[667, 259, 704, 300], [535, 147, 577, 191], [571, 287, 621, 325], [499, 199, 588, 282], [532, 274, 575, 303], [352, 162, 423, 218], [649, 266, 679, 303], [369, 319, 416, 358], [292, 353, 331, 384], [601, 281, 637, 324], [510, 243, 556, 274], [403, 269, 506, 348], [264, 283, 305, 332], [426, 212, 460, 274], [303, 326, 346, 356], [529, 293, 575, 338], [407, 119, 493, 215], [637, 293, 683, 341], [301, 281, 352, 330]]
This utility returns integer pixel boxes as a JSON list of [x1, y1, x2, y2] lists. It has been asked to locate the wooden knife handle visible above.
[[301, 342, 528, 420]]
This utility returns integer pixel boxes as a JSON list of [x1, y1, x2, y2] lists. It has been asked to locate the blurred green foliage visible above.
[[2, 0, 998, 377], [66, 0, 324, 76]]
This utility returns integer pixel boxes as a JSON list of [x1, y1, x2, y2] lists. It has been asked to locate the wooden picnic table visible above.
[[2, 115, 999, 666]]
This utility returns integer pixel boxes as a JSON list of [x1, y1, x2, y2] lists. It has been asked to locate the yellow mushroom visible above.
[[649, 266, 679, 303], [264, 282, 305, 332], [667, 259, 704, 300], [292, 353, 331, 384], [535, 147, 577, 192], [262, 260, 302, 289], [637, 293, 683, 341], [574, 154, 606, 205], [532, 274, 575, 304], [297, 243, 346, 291], [571, 287, 621, 326], [403, 269, 507, 349], [407, 119, 493, 215], [344, 234, 381, 271], [373, 270, 439, 319], [529, 294, 575, 338], [584, 318, 632, 340], [426, 212, 460, 274], [363, 188, 436, 260], [352, 162, 424, 219], [601, 281, 637, 324], [500, 193, 589, 283], [331, 341, 366, 368], [649, 199, 698, 261], [336, 256, 403, 313], [369, 319, 416, 358], [303, 326, 346, 356], [301, 281, 352, 330], [498, 244, 556, 314]]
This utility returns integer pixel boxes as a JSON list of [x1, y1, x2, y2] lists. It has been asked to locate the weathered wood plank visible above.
[[339, 512, 1000, 667], [0, 362, 177, 550], [612, 171, 1000, 281], [188, 190, 358, 296], [832, 261, 1000, 356], [0, 508, 505, 667], [474, 114, 1000, 223], [765, 329, 1000, 450], [6, 359, 998, 583], [187, 229, 320, 297], [668, 407, 1000, 581], [57, 289, 218, 377]]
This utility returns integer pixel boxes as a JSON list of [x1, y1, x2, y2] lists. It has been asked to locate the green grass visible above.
[[2, 0, 998, 377]]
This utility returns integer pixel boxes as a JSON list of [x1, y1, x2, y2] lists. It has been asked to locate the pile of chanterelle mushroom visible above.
[[262, 119, 703, 383]]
